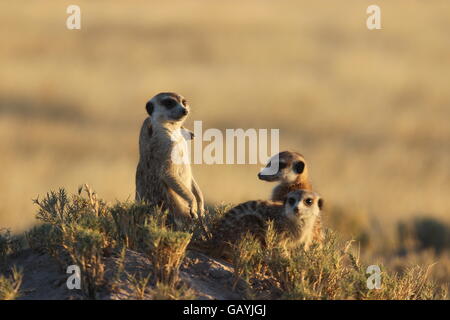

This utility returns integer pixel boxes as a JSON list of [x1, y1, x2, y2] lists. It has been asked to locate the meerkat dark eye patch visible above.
[[318, 198, 324, 210], [293, 161, 305, 174], [146, 101, 154, 115], [279, 162, 287, 170], [288, 197, 296, 206], [161, 98, 177, 109]]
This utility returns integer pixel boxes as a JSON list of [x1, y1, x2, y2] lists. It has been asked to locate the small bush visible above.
[[0, 229, 22, 266], [398, 216, 450, 255], [140, 225, 191, 287], [0, 266, 23, 300], [151, 282, 196, 300], [191, 203, 232, 243], [63, 225, 105, 299], [232, 233, 263, 291], [126, 271, 152, 300], [25, 224, 62, 257], [110, 201, 163, 249]]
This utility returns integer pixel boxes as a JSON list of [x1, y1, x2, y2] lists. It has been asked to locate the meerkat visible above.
[[135, 92, 204, 227], [258, 151, 324, 244], [207, 190, 323, 260], [258, 151, 312, 200]]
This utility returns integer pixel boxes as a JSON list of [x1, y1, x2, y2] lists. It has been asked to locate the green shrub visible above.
[[63, 225, 105, 299], [110, 201, 163, 249], [25, 223, 63, 261], [0, 266, 23, 300], [140, 225, 191, 287], [0, 229, 22, 266], [232, 233, 263, 291]]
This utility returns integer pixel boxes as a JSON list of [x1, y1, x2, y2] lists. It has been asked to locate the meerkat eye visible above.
[[288, 197, 296, 206], [161, 98, 177, 109], [304, 198, 313, 206], [293, 161, 305, 174]]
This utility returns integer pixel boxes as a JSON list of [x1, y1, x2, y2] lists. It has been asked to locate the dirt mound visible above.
[[6, 249, 243, 300]]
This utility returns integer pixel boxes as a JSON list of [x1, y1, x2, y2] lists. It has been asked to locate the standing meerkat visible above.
[[258, 151, 324, 244], [207, 190, 323, 260], [135, 92, 204, 226]]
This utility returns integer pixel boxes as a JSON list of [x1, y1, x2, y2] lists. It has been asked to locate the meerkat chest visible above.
[[169, 129, 192, 182], [297, 215, 317, 245]]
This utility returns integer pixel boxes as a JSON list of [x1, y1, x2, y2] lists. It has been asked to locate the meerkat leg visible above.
[[191, 177, 204, 215], [162, 172, 198, 218], [135, 162, 146, 202], [165, 188, 192, 228]]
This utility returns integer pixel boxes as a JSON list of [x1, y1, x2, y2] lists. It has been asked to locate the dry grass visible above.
[[0, 0, 448, 296], [0, 266, 23, 300]]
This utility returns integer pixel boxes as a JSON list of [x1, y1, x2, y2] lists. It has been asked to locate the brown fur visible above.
[[135, 92, 204, 227], [206, 190, 322, 260], [259, 151, 323, 244]]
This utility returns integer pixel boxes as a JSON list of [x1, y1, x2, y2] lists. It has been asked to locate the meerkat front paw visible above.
[[189, 207, 199, 219], [188, 199, 199, 219]]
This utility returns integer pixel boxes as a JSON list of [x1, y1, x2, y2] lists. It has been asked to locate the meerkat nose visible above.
[[181, 108, 188, 115]]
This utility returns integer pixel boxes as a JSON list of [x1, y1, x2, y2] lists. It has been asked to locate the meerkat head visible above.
[[145, 92, 190, 127], [258, 151, 308, 184], [283, 190, 323, 221]]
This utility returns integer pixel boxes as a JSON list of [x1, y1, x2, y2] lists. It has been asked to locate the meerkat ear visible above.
[[318, 198, 324, 210], [146, 101, 154, 116], [293, 161, 305, 174]]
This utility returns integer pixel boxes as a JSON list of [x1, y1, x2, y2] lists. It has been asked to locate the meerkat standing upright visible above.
[[207, 190, 323, 260], [135, 92, 204, 227], [258, 151, 324, 243]]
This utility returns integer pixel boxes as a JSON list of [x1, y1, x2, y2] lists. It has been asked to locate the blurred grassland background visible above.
[[0, 0, 449, 287]]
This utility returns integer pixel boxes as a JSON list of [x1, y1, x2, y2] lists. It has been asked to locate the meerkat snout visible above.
[[258, 151, 307, 184]]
